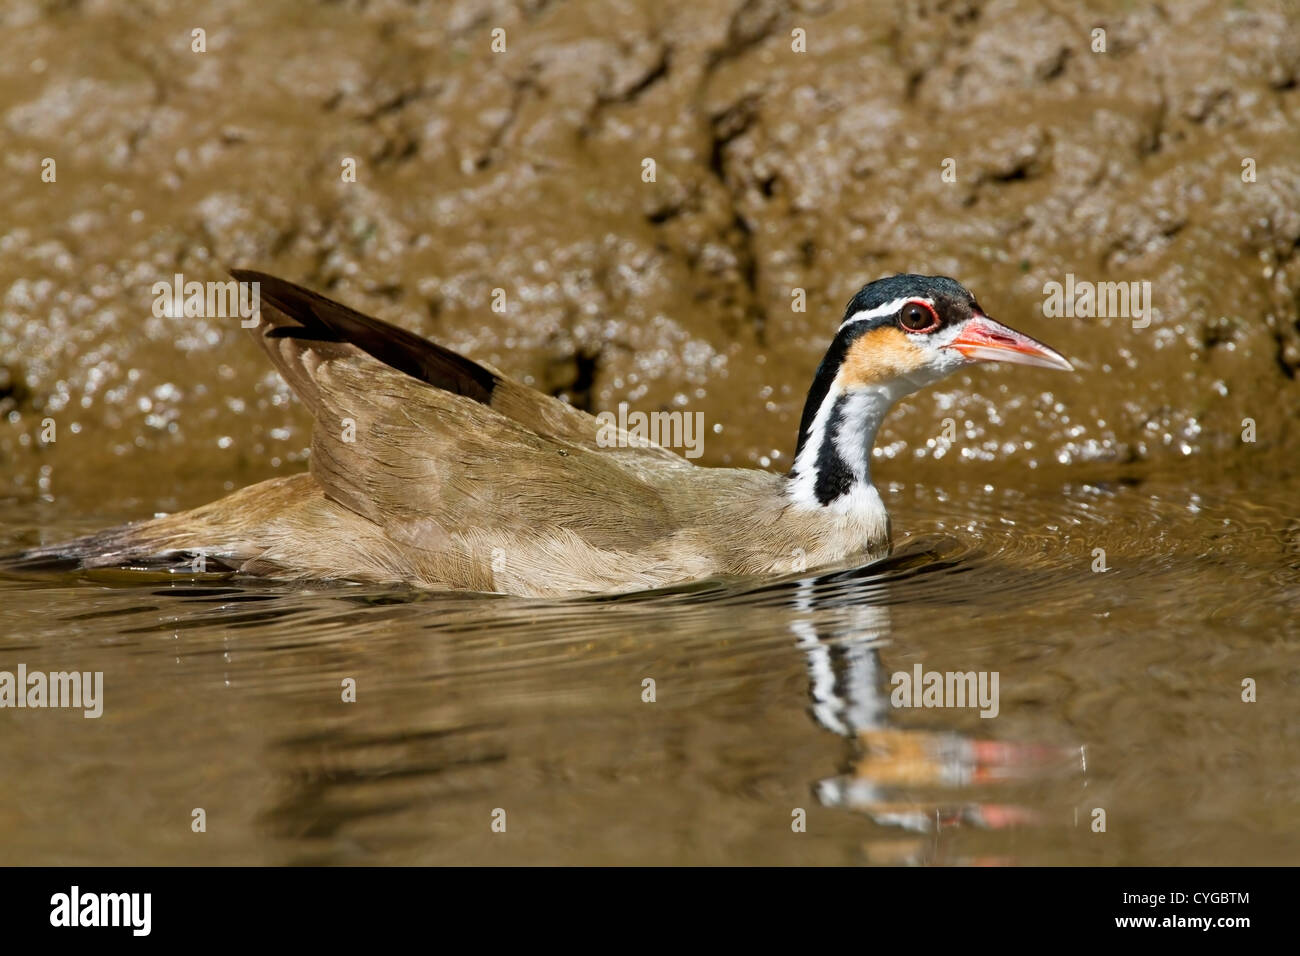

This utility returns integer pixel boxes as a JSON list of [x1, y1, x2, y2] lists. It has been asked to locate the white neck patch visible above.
[[787, 379, 908, 514]]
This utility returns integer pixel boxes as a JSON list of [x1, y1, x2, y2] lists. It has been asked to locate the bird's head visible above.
[[789, 274, 1072, 509], [827, 273, 1072, 393]]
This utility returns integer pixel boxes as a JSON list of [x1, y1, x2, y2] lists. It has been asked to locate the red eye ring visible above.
[[898, 300, 940, 333]]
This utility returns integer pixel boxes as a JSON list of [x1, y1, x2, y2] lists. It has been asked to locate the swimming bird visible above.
[[15, 272, 1071, 597]]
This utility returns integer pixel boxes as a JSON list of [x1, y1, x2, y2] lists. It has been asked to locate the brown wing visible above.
[[233, 270, 682, 461], [232, 270, 683, 554]]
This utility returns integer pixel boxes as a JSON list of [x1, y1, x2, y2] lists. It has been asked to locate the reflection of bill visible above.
[[788, 566, 1084, 862]]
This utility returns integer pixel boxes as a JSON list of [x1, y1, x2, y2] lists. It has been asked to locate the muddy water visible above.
[[1, 0, 1298, 865], [2, 465, 1294, 865]]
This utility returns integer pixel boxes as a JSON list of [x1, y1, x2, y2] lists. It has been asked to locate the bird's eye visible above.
[[898, 301, 939, 333]]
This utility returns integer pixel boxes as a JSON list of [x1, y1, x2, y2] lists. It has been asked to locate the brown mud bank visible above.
[[1, 0, 1297, 516]]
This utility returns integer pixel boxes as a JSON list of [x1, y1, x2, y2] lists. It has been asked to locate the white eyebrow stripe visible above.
[[837, 296, 933, 332]]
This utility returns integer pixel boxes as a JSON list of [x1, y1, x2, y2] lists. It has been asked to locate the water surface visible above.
[[1, 467, 1296, 865]]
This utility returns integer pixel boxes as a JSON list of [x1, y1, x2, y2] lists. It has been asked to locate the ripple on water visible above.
[[0, 472, 1296, 863]]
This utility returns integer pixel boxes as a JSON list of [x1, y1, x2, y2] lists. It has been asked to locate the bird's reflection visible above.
[[784, 551, 1085, 864], [220, 544, 1086, 864]]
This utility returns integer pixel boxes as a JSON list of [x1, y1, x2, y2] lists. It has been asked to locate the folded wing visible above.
[[234, 270, 683, 555]]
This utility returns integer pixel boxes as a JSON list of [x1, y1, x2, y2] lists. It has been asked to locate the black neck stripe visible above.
[[811, 395, 858, 505]]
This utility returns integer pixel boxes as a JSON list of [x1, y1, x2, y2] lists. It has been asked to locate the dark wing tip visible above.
[[229, 268, 498, 405]]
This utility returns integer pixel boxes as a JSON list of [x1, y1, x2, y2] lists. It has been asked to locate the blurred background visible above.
[[0, 0, 1297, 867]]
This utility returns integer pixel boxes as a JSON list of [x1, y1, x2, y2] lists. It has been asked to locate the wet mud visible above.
[[1, 0, 1297, 509]]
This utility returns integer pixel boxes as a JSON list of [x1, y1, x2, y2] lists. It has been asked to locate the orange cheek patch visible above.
[[840, 327, 927, 386]]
